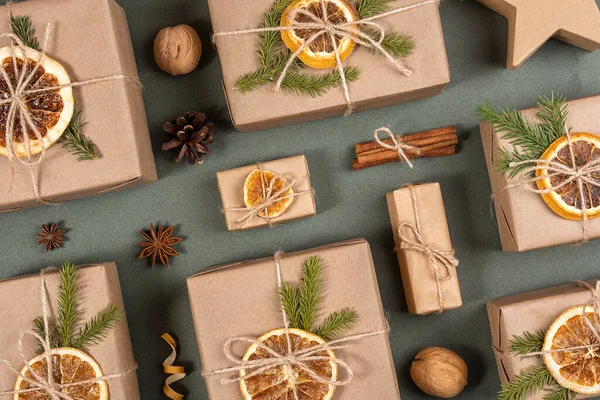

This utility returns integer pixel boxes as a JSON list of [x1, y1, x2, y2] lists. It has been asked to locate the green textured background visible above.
[[1, 0, 600, 398]]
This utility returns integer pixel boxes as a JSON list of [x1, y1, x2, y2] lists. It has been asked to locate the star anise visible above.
[[37, 223, 65, 252], [137, 223, 182, 268]]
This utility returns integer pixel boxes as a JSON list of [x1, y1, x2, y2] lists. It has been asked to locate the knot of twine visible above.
[[221, 163, 315, 228], [503, 129, 600, 243], [2, 7, 141, 204], [212, 0, 440, 115], [397, 187, 458, 312], [374, 127, 421, 168], [0, 267, 136, 399], [521, 281, 600, 358], [202, 251, 387, 400]]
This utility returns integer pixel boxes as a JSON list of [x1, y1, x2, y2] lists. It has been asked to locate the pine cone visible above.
[[162, 112, 214, 165]]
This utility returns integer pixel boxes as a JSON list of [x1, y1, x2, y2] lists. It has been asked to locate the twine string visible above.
[[502, 129, 600, 243], [0, 267, 137, 398], [212, 0, 440, 114], [201, 251, 388, 396], [373, 127, 421, 168], [1, 6, 142, 204], [397, 187, 458, 312]]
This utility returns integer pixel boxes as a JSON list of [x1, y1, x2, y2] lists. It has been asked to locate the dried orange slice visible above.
[[14, 347, 108, 400], [0, 46, 74, 158], [280, 0, 359, 69], [536, 133, 600, 221], [543, 305, 600, 394], [243, 169, 294, 218], [240, 328, 337, 400]]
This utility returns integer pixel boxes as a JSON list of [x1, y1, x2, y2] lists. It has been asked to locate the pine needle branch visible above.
[[508, 331, 545, 355], [543, 386, 577, 400], [363, 29, 415, 57], [536, 93, 568, 143], [280, 66, 360, 97], [298, 256, 323, 332], [59, 111, 98, 161], [71, 304, 123, 351], [235, 54, 300, 94], [259, 0, 295, 66], [57, 262, 80, 348], [33, 316, 58, 354], [10, 15, 40, 50], [280, 282, 302, 329], [498, 366, 554, 400], [356, 0, 396, 18], [314, 308, 358, 340]]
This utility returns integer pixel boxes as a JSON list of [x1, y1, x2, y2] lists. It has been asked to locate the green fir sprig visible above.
[[59, 112, 98, 161], [498, 331, 577, 400], [32, 262, 123, 354], [10, 15, 100, 162], [476, 94, 568, 178], [279, 256, 358, 340], [235, 0, 413, 96]]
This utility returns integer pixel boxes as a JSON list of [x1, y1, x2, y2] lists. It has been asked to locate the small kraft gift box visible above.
[[209, 0, 450, 132], [480, 95, 600, 252], [217, 155, 316, 231], [386, 183, 462, 315], [187, 239, 401, 399], [0, 0, 157, 212], [0, 262, 140, 399]]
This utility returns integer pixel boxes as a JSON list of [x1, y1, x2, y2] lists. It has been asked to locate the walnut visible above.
[[410, 347, 468, 398], [154, 25, 202, 76]]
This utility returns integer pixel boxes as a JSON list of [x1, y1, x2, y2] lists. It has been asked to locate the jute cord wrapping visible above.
[[2, 6, 141, 204], [396, 186, 458, 312], [373, 127, 421, 168], [221, 162, 315, 228], [499, 128, 600, 243], [0, 267, 137, 399], [212, 0, 440, 115], [201, 251, 388, 400]]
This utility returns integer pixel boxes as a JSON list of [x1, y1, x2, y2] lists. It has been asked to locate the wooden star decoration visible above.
[[476, 0, 600, 70]]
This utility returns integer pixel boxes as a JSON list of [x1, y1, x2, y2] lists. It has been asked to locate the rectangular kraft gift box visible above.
[[481, 95, 600, 252], [217, 155, 316, 231], [386, 183, 462, 315], [0, 0, 157, 212], [187, 238, 401, 399], [0, 262, 140, 399], [487, 281, 598, 400], [209, 0, 450, 132]]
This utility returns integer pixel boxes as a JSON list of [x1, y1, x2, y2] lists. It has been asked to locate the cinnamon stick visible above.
[[352, 146, 456, 171], [355, 126, 457, 156]]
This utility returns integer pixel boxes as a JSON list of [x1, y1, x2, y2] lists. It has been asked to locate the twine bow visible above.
[[397, 186, 458, 312], [374, 127, 421, 168], [0, 268, 136, 399], [212, 0, 440, 115], [221, 163, 314, 228], [202, 251, 388, 400], [503, 129, 600, 243], [1, 7, 141, 204]]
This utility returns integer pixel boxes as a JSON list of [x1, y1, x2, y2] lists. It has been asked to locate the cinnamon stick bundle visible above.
[[352, 126, 458, 170]]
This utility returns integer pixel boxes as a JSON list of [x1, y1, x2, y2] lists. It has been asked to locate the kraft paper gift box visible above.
[[187, 238, 401, 399], [217, 155, 316, 231], [481, 95, 600, 252], [487, 281, 599, 400], [0, 262, 140, 399], [0, 0, 157, 212], [386, 183, 462, 315], [209, 0, 450, 132]]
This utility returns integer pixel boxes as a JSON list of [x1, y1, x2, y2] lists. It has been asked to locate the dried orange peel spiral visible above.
[[161, 333, 186, 400]]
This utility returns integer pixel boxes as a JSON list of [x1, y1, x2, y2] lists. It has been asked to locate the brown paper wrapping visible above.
[[480, 95, 600, 252], [187, 238, 401, 399], [0, 0, 157, 212], [217, 155, 316, 231], [0, 262, 140, 399], [386, 183, 462, 315], [487, 281, 599, 400], [208, 0, 450, 132]]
